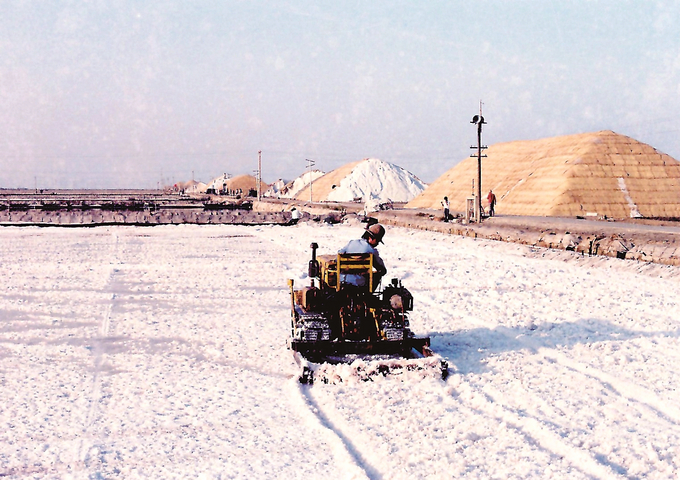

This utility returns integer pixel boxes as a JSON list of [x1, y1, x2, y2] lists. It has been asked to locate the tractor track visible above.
[[414, 293, 680, 478], [455, 378, 621, 479], [288, 380, 381, 480], [511, 329, 680, 426], [476, 320, 680, 432], [75, 233, 125, 470]]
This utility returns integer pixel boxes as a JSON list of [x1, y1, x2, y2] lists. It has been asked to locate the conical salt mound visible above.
[[407, 131, 680, 218], [207, 174, 268, 194], [294, 161, 361, 202], [295, 158, 426, 203], [274, 170, 326, 198]]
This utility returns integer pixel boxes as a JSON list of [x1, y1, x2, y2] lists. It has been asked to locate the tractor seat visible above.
[[336, 253, 375, 291]]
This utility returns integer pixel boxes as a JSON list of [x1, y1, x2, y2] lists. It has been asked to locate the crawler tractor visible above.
[[288, 242, 448, 383]]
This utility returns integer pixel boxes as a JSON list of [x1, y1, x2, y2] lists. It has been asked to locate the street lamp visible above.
[[470, 108, 487, 222]]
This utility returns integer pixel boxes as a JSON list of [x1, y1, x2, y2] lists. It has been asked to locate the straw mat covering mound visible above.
[[407, 131, 680, 218], [225, 174, 268, 194], [294, 161, 362, 202]]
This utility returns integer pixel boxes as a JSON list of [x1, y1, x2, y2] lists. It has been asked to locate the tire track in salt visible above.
[[414, 294, 626, 479], [516, 332, 680, 426], [460, 380, 620, 479], [76, 232, 123, 468], [286, 380, 380, 480], [476, 322, 680, 434], [422, 290, 680, 426]]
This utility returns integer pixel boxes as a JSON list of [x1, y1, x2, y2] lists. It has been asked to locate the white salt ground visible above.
[[1, 222, 679, 479]]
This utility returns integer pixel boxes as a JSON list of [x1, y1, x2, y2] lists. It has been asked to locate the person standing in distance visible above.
[[487, 190, 497, 217], [441, 196, 450, 222]]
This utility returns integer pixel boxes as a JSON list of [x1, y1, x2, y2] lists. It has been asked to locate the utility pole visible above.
[[257, 150, 262, 201], [470, 102, 487, 222], [306, 159, 315, 203]]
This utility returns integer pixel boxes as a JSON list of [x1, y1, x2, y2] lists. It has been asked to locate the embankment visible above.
[[3, 194, 679, 268], [371, 209, 680, 267]]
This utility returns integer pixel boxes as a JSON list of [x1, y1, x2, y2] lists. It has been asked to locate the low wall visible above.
[[373, 210, 680, 267], [0, 208, 291, 226], [3, 198, 679, 268]]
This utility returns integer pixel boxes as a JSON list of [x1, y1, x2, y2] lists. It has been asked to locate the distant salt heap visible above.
[[408, 130, 680, 218], [206, 174, 267, 194], [264, 179, 287, 197], [294, 158, 426, 203], [267, 170, 325, 198]]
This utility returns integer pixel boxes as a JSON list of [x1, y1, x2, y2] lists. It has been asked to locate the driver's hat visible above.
[[366, 223, 385, 244]]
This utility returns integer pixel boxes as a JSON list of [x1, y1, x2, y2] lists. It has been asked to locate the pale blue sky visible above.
[[2, 1, 679, 188]]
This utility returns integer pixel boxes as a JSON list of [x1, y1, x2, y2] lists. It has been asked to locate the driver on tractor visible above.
[[338, 223, 387, 289]]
